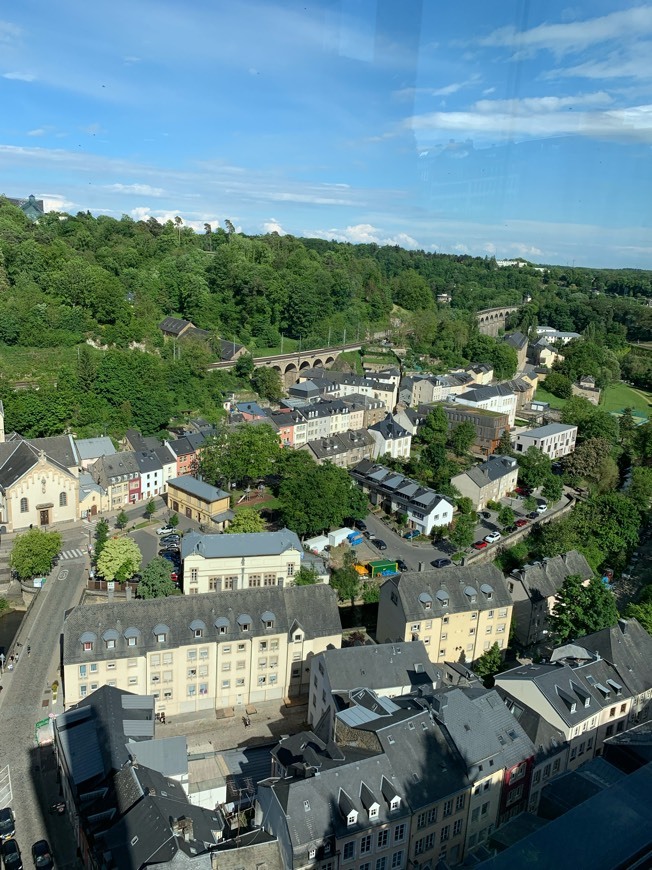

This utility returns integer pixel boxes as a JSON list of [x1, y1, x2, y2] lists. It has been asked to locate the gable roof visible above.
[[91, 451, 140, 487], [318, 641, 441, 695], [159, 316, 192, 335], [570, 618, 652, 698], [75, 436, 117, 461], [503, 331, 528, 350], [8, 432, 79, 470], [219, 338, 245, 360], [369, 415, 410, 440], [454, 454, 518, 489], [511, 551, 593, 602]]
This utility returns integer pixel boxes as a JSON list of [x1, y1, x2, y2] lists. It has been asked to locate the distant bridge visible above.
[[207, 342, 365, 387], [476, 306, 520, 337]]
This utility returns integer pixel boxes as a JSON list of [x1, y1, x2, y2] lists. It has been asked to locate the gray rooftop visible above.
[[455, 454, 517, 488], [516, 423, 577, 438], [381, 563, 511, 622], [317, 641, 441, 694], [167, 474, 229, 502], [181, 528, 302, 560], [511, 550, 593, 602], [63, 585, 341, 666], [75, 436, 117, 461]]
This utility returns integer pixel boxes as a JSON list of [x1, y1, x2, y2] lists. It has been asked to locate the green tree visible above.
[[628, 467, 652, 512], [421, 405, 448, 443], [497, 429, 515, 457], [456, 497, 474, 515], [94, 518, 109, 560], [544, 372, 572, 399], [168, 512, 179, 528], [10, 528, 62, 580], [449, 512, 476, 550], [96, 537, 142, 582], [145, 499, 157, 518], [0, 598, 10, 616], [449, 420, 476, 457], [561, 438, 615, 483], [116, 510, 129, 530], [76, 344, 96, 393], [619, 407, 637, 447], [625, 602, 652, 633], [234, 352, 255, 378], [473, 642, 504, 681], [137, 556, 179, 599], [362, 581, 380, 603], [225, 507, 266, 534], [199, 424, 281, 488], [250, 366, 284, 401], [548, 575, 618, 643], [464, 334, 518, 380], [331, 566, 360, 607], [541, 474, 564, 504], [523, 495, 538, 513], [278, 456, 367, 536], [518, 446, 552, 489], [497, 505, 515, 528], [294, 565, 319, 586]]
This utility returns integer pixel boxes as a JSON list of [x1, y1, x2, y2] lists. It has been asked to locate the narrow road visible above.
[[0, 557, 87, 869]]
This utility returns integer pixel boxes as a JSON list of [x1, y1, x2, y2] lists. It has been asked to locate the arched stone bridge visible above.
[[207, 342, 365, 387], [476, 306, 520, 337]]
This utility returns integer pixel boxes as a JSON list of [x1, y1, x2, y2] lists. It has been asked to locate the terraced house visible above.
[[62, 585, 341, 717]]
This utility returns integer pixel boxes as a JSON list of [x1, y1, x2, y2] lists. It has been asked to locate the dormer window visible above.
[[153, 624, 170, 644], [190, 619, 206, 639], [390, 796, 401, 811], [369, 805, 379, 819], [347, 811, 357, 827], [237, 614, 252, 633], [80, 632, 97, 653]]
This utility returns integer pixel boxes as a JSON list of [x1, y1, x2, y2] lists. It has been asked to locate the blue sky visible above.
[[1, 0, 652, 268]]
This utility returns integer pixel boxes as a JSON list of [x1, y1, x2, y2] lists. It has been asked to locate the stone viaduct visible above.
[[476, 306, 520, 337], [207, 342, 365, 387]]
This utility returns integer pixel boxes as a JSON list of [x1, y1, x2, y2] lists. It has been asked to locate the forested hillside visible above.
[[1, 196, 652, 438]]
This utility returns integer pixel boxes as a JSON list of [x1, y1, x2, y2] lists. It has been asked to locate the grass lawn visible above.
[[533, 387, 568, 409], [0, 344, 92, 386], [601, 382, 652, 417]]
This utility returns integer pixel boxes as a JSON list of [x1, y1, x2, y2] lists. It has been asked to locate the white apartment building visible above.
[[452, 386, 518, 427], [512, 423, 578, 459]]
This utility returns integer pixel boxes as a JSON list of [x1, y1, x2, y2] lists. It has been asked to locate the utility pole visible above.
[[280, 333, 284, 354], [327, 325, 331, 347], [343, 328, 346, 345]]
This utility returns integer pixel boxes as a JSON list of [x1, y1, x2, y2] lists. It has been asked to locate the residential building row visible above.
[[61, 584, 342, 716], [350, 459, 454, 536]]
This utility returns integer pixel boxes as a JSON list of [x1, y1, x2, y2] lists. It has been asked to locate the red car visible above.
[[515, 519, 529, 528], [472, 540, 488, 550], [515, 486, 532, 496]]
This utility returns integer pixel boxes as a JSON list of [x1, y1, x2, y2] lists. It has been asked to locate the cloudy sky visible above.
[[2, 0, 652, 267]]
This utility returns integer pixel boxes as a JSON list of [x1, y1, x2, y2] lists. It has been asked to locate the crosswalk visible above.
[[58, 548, 85, 561]]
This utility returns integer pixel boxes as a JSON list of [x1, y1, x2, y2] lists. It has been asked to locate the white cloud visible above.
[[547, 42, 652, 82], [393, 76, 482, 101], [262, 218, 286, 235], [0, 20, 21, 44], [472, 91, 613, 113], [406, 101, 652, 144], [481, 6, 652, 57], [3, 71, 36, 82], [510, 243, 543, 257], [129, 207, 228, 233], [309, 223, 420, 248], [104, 183, 166, 197], [482, 242, 496, 255], [40, 194, 76, 212], [27, 128, 46, 137]]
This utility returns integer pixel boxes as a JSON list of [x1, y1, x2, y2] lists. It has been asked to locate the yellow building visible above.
[[376, 565, 513, 666], [181, 529, 327, 594], [62, 585, 342, 717], [167, 475, 233, 529]]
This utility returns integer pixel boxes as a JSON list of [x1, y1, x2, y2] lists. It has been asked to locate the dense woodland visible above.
[[1, 197, 652, 439]]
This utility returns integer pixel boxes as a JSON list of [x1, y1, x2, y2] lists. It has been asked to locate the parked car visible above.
[[156, 526, 176, 536], [484, 531, 502, 544], [403, 529, 419, 540], [362, 530, 372, 539], [396, 559, 408, 572], [515, 486, 531, 496], [472, 540, 488, 550], [161, 551, 181, 567], [432, 558, 452, 569], [31, 840, 54, 870], [354, 519, 367, 531], [479, 511, 491, 519], [373, 539, 387, 551], [527, 512, 539, 520], [504, 524, 517, 533], [160, 534, 181, 545], [159, 546, 180, 556], [536, 502, 548, 514], [515, 519, 529, 528], [1, 838, 22, 869], [0, 809, 15, 842]]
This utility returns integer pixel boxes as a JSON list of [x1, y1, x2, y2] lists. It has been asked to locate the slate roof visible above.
[[91, 451, 140, 487], [494, 688, 566, 763], [165, 436, 195, 459], [167, 475, 228, 503], [304, 429, 374, 460], [455, 385, 516, 403], [159, 316, 192, 335], [218, 338, 245, 360], [0, 437, 77, 490], [496, 657, 633, 729], [383, 563, 510, 622], [181, 528, 302, 560], [63, 585, 341, 666], [127, 735, 188, 778], [510, 551, 593, 602], [7, 432, 79, 470], [428, 688, 535, 781], [317, 641, 441, 694], [75, 436, 116, 461], [369, 415, 410, 440], [133, 449, 163, 475], [568, 618, 652, 698], [503, 331, 528, 350], [350, 461, 452, 516], [235, 401, 267, 417], [455, 454, 517, 489]]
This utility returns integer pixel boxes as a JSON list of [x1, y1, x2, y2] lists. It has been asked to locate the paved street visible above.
[[0, 556, 87, 870]]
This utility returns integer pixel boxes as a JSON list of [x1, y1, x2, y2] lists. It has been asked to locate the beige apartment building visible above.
[[62, 586, 342, 717], [376, 565, 513, 666], [451, 455, 518, 510], [180, 529, 321, 594]]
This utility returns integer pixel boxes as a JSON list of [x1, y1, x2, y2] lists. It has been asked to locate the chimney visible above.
[[618, 618, 629, 635]]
